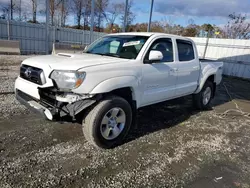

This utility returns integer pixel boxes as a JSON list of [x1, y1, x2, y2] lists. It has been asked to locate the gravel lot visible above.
[[0, 55, 250, 188]]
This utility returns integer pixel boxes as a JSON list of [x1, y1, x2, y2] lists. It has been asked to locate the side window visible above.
[[176, 39, 195, 61], [145, 38, 173, 63]]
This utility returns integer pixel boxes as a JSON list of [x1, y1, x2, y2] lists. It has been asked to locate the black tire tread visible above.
[[82, 95, 132, 149], [193, 81, 214, 110]]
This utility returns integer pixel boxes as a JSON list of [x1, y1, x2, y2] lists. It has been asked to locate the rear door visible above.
[[175, 39, 200, 96], [141, 38, 178, 106]]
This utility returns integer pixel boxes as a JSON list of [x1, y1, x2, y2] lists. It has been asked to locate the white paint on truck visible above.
[[14, 32, 223, 148]]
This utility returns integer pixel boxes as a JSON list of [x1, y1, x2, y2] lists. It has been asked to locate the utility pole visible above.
[[147, 0, 154, 32], [90, 0, 95, 43], [123, 0, 128, 32], [61, 0, 64, 26], [45, 0, 50, 54], [10, 0, 13, 20], [7, 9, 10, 40], [19, 0, 21, 21]]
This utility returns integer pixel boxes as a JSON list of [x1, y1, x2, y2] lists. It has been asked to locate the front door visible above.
[[141, 38, 178, 106]]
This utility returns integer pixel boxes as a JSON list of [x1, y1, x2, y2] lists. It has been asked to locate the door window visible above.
[[176, 39, 195, 61], [144, 38, 173, 63]]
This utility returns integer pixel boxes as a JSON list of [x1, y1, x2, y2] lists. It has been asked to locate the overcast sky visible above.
[[129, 0, 250, 26], [0, 0, 249, 26]]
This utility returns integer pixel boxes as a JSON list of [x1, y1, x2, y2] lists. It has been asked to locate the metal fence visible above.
[[190, 37, 250, 79], [0, 19, 105, 54], [0, 20, 250, 79]]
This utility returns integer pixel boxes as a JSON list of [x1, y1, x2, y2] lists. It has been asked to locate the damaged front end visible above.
[[16, 87, 100, 121]]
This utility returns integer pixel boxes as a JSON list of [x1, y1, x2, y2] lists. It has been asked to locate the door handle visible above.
[[170, 68, 178, 72], [193, 66, 199, 69]]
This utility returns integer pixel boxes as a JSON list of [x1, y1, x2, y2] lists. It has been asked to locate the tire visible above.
[[193, 81, 214, 110], [82, 95, 132, 149]]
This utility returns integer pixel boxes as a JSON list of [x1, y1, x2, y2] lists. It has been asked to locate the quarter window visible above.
[[176, 39, 195, 61]]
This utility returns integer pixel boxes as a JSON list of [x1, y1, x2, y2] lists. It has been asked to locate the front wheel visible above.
[[82, 96, 132, 149], [193, 81, 214, 110]]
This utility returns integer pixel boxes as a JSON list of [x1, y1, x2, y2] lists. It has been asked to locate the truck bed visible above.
[[199, 58, 218, 62], [200, 58, 223, 69]]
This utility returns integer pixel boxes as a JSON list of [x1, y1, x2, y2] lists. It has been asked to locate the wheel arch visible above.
[[195, 74, 216, 97], [90, 76, 140, 109]]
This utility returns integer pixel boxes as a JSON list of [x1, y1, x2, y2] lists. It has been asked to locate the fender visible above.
[[194, 69, 216, 94], [90, 76, 141, 103]]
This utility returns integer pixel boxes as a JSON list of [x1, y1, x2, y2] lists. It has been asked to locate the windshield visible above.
[[84, 35, 149, 59]]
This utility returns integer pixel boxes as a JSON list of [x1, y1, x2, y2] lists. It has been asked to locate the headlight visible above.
[[50, 70, 86, 90]]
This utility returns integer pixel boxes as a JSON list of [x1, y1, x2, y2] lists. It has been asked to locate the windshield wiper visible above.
[[85, 52, 104, 55], [102, 53, 120, 58], [85, 52, 120, 58]]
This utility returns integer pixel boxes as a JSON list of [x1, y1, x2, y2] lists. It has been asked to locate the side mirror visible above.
[[148, 50, 163, 62]]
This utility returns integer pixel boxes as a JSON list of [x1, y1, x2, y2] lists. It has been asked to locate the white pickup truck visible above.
[[15, 32, 223, 148]]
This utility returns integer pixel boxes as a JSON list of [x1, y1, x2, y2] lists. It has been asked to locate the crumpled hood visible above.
[[22, 53, 130, 71]]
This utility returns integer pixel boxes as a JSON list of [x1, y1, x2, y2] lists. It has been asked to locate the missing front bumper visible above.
[[16, 90, 52, 120], [16, 89, 99, 121]]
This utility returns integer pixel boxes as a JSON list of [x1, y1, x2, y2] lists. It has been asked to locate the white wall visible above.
[[190, 37, 250, 79]]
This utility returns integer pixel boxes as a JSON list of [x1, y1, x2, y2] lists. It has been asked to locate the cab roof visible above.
[[107, 32, 192, 41]]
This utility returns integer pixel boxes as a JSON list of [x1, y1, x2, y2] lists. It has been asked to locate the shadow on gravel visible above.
[[124, 76, 250, 144], [125, 96, 201, 143]]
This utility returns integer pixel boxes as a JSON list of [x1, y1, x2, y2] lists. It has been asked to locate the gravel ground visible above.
[[0, 55, 31, 117], [0, 55, 31, 66], [0, 55, 250, 187]]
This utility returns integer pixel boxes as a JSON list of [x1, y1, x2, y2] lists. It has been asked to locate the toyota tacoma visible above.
[[15, 32, 223, 148]]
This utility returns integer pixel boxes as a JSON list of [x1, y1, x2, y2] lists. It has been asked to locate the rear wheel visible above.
[[193, 81, 214, 110], [82, 95, 132, 149]]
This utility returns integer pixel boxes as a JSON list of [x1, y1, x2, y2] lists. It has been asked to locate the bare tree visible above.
[[161, 16, 175, 34], [17, 0, 32, 22], [59, 0, 70, 26], [0, 0, 16, 20], [30, 0, 37, 23], [187, 18, 195, 25], [49, 0, 62, 25], [223, 13, 250, 39], [82, 0, 91, 30], [0, 5, 10, 20], [71, 0, 84, 29], [105, 2, 124, 31], [95, 0, 108, 32], [17, 0, 21, 21], [120, 0, 135, 30]]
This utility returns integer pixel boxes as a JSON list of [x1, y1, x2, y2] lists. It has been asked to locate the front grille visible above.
[[20, 65, 46, 85], [38, 87, 58, 106]]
